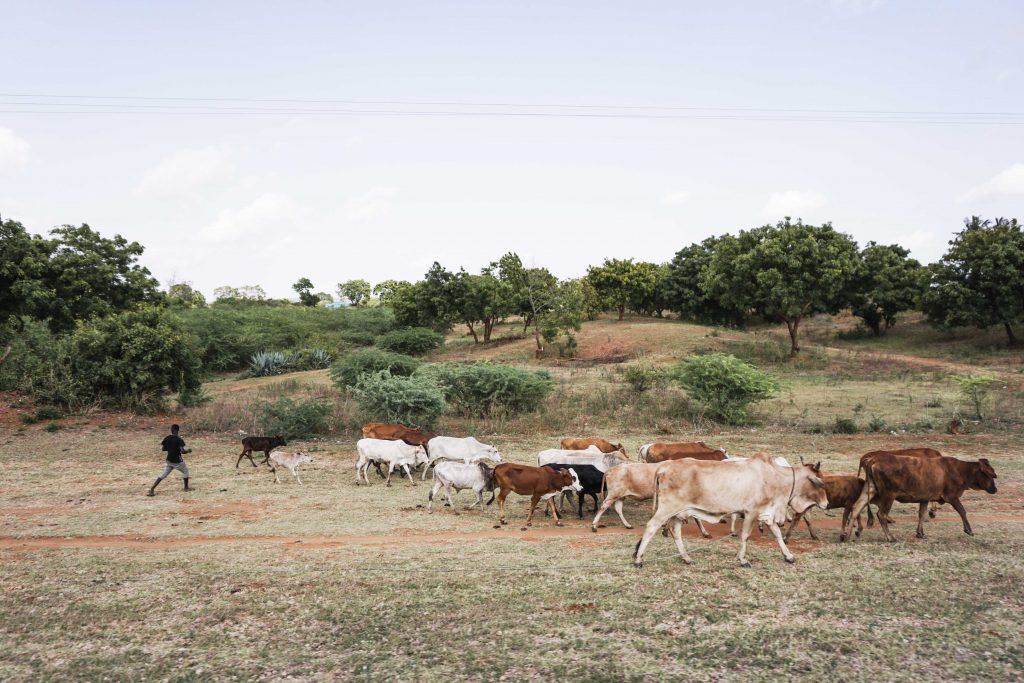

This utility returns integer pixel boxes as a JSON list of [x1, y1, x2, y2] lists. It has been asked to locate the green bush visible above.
[[329, 349, 421, 389], [44, 421, 60, 432], [867, 414, 886, 433], [953, 374, 998, 420], [34, 405, 63, 420], [351, 370, 446, 429], [255, 396, 333, 440], [621, 363, 667, 393], [672, 353, 779, 424], [376, 327, 445, 356], [832, 417, 859, 434], [416, 362, 554, 416], [46, 307, 202, 411]]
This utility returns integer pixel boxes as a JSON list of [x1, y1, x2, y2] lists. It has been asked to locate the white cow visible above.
[[422, 436, 502, 479], [356, 438, 428, 486], [724, 455, 794, 535], [537, 446, 628, 473], [427, 462, 497, 513], [268, 451, 314, 485]]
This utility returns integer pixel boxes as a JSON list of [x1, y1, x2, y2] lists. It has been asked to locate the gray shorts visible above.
[[160, 461, 189, 479]]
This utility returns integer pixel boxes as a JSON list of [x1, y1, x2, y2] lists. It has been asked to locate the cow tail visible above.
[[653, 471, 661, 513], [600, 474, 608, 502], [863, 460, 879, 526], [639, 444, 649, 462]]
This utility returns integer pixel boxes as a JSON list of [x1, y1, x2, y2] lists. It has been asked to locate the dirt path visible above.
[[1, 513, 1020, 551], [820, 345, 1020, 378]]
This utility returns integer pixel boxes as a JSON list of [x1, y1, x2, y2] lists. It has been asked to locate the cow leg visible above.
[[591, 496, 613, 531], [613, 500, 632, 529], [236, 449, 255, 468], [729, 513, 739, 537], [766, 520, 796, 563], [633, 507, 678, 567], [259, 449, 272, 466], [844, 482, 873, 542], [916, 502, 929, 539], [876, 497, 897, 542], [778, 509, 802, 540], [525, 494, 542, 526], [427, 481, 441, 511], [803, 513, 818, 541], [444, 484, 456, 508], [669, 517, 693, 564], [497, 489, 510, 525], [403, 464, 415, 485], [473, 489, 485, 513], [385, 463, 395, 487], [929, 501, 941, 519], [271, 466, 279, 484], [549, 497, 563, 527], [693, 518, 711, 539], [950, 497, 973, 536], [421, 461, 432, 481], [737, 513, 757, 567]]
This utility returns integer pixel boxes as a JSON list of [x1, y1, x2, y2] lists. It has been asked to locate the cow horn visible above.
[[799, 456, 805, 465]]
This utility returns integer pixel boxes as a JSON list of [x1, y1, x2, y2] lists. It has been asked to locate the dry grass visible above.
[[3, 315, 1024, 680]]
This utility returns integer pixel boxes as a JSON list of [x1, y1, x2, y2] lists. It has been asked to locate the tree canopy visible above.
[[850, 242, 926, 335]]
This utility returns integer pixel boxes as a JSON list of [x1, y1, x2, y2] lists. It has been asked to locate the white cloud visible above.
[[346, 186, 397, 221], [344, 135, 365, 147], [958, 163, 1024, 202], [761, 190, 826, 218], [661, 190, 691, 206], [137, 145, 235, 197], [0, 127, 31, 174], [200, 193, 296, 242]]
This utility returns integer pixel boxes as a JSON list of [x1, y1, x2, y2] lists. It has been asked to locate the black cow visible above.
[[237, 435, 287, 468], [546, 463, 605, 519]]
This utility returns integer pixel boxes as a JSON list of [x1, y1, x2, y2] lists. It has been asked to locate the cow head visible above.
[[296, 451, 314, 466], [484, 444, 502, 463], [791, 463, 828, 513], [273, 435, 287, 447], [412, 445, 429, 466], [561, 468, 583, 493], [970, 458, 998, 494], [612, 443, 625, 455]]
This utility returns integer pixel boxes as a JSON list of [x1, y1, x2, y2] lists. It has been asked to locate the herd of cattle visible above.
[[241, 424, 999, 567]]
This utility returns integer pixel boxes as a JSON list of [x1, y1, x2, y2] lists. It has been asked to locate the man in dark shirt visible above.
[[147, 424, 191, 496]]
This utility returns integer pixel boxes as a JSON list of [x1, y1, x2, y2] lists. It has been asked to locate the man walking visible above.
[[148, 424, 191, 496]]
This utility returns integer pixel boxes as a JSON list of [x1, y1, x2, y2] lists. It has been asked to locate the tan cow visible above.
[[632, 453, 828, 567], [560, 437, 626, 455], [638, 441, 727, 463]]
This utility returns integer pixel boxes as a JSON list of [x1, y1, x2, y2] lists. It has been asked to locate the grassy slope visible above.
[[2, 314, 1023, 681]]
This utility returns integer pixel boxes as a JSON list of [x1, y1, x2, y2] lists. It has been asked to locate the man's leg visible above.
[[180, 462, 191, 491], [148, 463, 173, 496]]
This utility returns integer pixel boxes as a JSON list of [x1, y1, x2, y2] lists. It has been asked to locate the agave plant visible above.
[[250, 350, 289, 377], [307, 349, 333, 369]]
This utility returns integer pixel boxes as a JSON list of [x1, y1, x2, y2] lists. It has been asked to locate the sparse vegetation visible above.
[[351, 370, 447, 429], [329, 348, 421, 389], [254, 396, 334, 440], [672, 353, 780, 424], [416, 362, 554, 416], [375, 327, 445, 356]]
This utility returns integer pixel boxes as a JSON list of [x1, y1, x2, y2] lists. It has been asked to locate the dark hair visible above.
[[171, 424, 180, 433]]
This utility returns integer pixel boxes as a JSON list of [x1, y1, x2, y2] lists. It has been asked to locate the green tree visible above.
[[373, 279, 412, 307], [672, 353, 779, 424], [166, 281, 207, 308], [586, 258, 658, 321], [922, 217, 1024, 346], [337, 278, 372, 307], [293, 278, 319, 307], [663, 236, 746, 326], [632, 262, 673, 317], [850, 242, 926, 335], [703, 219, 861, 355], [0, 218, 53, 338], [493, 253, 561, 354]]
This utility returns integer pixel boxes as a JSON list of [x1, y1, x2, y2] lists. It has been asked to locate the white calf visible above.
[[427, 462, 497, 513], [269, 451, 314, 485], [356, 438, 428, 486]]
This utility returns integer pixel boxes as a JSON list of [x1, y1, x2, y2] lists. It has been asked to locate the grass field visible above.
[[2, 316, 1023, 681]]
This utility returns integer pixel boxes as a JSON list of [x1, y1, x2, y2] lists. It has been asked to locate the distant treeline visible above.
[[1, 214, 1021, 411]]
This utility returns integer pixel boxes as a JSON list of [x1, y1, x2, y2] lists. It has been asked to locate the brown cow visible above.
[[844, 453, 997, 542], [237, 435, 286, 468], [860, 448, 943, 525], [638, 441, 727, 463], [560, 437, 626, 455], [361, 422, 437, 477], [489, 463, 582, 527], [784, 474, 865, 541]]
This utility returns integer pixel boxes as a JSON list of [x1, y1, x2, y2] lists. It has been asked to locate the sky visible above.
[[1, 0, 1022, 300]]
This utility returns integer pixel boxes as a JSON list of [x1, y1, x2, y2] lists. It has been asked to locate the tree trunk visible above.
[[784, 317, 801, 355], [870, 320, 881, 336], [466, 322, 479, 343], [483, 317, 494, 342], [522, 315, 533, 333], [617, 305, 625, 321], [1006, 321, 1018, 347]]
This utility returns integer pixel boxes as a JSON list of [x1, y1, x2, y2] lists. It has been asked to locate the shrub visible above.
[[254, 396, 333, 440], [376, 327, 445, 356], [54, 306, 202, 411], [671, 353, 779, 424], [621, 363, 667, 393], [249, 350, 290, 377], [329, 349, 421, 389], [351, 370, 446, 429], [953, 374, 998, 420], [832, 417, 859, 434], [868, 414, 886, 433], [416, 362, 554, 416], [34, 405, 62, 420], [305, 349, 333, 369], [44, 422, 60, 432]]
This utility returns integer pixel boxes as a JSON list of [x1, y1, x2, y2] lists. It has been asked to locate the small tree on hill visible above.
[[850, 242, 926, 335], [923, 216, 1024, 346], [703, 219, 861, 355], [293, 278, 319, 307], [337, 279, 371, 307], [664, 236, 747, 326], [586, 258, 657, 321]]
